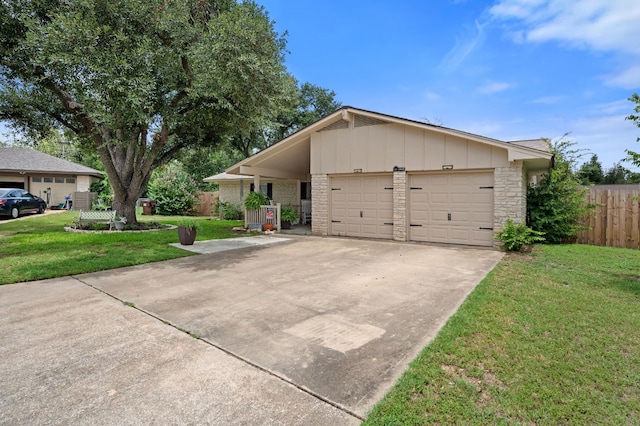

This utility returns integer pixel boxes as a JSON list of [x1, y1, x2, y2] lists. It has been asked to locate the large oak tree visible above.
[[0, 0, 293, 221]]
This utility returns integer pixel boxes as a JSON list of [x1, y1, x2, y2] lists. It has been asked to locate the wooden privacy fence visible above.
[[194, 191, 218, 216], [576, 185, 640, 249]]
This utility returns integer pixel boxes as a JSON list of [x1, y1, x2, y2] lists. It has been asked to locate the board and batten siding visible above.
[[310, 123, 510, 174]]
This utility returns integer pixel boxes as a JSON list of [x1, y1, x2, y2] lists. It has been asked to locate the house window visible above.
[[259, 183, 273, 199], [55, 177, 64, 183], [66, 178, 75, 184], [32, 177, 42, 183], [301, 182, 311, 200], [251, 182, 273, 199], [43, 177, 53, 183]]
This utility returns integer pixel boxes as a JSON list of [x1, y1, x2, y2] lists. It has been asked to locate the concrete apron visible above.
[[0, 236, 503, 424]]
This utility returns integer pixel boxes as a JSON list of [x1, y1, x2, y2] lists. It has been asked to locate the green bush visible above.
[[219, 202, 243, 220], [244, 191, 269, 211], [89, 177, 113, 208], [495, 219, 545, 252], [281, 205, 299, 222], [147, 163, 200, 216], [527, 139, 593, 243]]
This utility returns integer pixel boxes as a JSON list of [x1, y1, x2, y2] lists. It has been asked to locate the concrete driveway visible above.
[[0, 236, 503, 425]]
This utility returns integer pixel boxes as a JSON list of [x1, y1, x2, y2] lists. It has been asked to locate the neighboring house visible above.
[[0, 146, 103, 207], [211, 107, 553, 247]]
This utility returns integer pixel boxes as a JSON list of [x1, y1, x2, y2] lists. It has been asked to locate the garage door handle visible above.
[[410, 187, 422, 190], [479, 186, 494, 189], [384, 187, 393, 190], [331, 220, 341, 223], [384, 222, 393, 225], [410, 224, 422, 227], [479, 227, 494, 230], [331, 188, 341, 191]]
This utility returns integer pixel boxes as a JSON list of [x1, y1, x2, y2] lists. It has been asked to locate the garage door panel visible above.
[[331, 175, 394, 239], [410, 172, 494, 247]]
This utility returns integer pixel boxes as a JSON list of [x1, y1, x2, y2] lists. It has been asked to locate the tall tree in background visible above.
[[603, 163, 634, 184], [228, 81, 341, 157], [576, 154, 604, 185], [0, 0, 293, 222], [626, 93, 640, 168]]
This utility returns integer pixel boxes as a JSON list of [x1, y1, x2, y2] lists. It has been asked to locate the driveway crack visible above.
[[71, 275, 365, 423]]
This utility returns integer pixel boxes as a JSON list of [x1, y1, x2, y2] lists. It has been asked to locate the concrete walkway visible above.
[[169, 235, 290, 254], [0, 236, 503, 425]]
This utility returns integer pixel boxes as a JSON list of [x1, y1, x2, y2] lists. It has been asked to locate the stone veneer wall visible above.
[[311, 174, 329, 236], [218, 182, 246, 206], [493, 161, 527, 246], [272, 181, 298, 207], [393, 171, 407, 241]]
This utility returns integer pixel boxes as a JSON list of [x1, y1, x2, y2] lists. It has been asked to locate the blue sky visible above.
[[258, 0, 640, 171]]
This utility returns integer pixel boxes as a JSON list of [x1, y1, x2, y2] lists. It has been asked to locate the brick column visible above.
[[393, 171, 407, 241], [494, 161, 526, 246], [311, 174, 328, 236]]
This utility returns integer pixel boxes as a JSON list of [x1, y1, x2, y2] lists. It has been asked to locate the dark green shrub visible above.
[[495, 219, 545, 252], [219, 202, 243, 220], [148, 163, 200, 216], [527, 139, 593, 243]]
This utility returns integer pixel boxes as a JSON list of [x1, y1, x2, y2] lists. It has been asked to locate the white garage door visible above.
[[409, 172, 494, 246], [331, 175, 393, 239]]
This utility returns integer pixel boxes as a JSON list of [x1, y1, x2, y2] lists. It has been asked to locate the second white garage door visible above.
[[330, 175, 393, 239], [409, 172, 494, 246]]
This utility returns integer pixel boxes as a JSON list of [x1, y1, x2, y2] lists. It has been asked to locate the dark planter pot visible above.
[[178, 226, 197, 245], [281, 221, 292, 229]]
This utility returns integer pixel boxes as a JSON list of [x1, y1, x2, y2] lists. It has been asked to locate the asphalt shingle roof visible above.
[[0, 147, 102, 176]]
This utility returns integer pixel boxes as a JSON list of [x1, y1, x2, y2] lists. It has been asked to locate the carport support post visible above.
[[253, 175, 261, 193], [393, 170, 407, 241]]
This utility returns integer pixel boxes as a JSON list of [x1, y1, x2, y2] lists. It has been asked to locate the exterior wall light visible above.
[[442, 165, 454, 170]]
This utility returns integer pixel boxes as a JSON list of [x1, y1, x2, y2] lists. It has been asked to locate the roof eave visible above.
[[225, 106, 553, 174]]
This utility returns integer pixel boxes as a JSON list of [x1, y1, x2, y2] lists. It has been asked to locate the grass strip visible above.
[[364, 244, 640, 425], [0, 212, 249, 285]]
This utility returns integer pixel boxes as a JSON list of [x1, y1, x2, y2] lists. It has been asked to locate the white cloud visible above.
[[439, 20, 487, 72], [477, 81, 515, 94], [589, 98, 634, 115], [530, 95, 567, 104], [424, 91, 441, 101], [489, 0, 640, 88], [604, 64, 640, 89]]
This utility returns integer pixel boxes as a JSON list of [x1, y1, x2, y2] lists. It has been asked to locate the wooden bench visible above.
[[75, 210, 117, 230]]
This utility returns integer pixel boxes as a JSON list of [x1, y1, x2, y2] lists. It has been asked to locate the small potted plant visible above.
[[177, 218, 201, 245], [280, 206, 299, 229]]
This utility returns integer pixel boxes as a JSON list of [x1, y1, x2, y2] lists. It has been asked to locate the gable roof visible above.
[[507, 139, 550, 152], [203, 172, 251, 182], [226, 106, 553, 179], [0, 147, 102, 177]]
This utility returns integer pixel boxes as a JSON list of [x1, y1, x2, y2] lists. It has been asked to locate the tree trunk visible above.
[[111, 192, 141, 224], [89, 122, 165, 225]]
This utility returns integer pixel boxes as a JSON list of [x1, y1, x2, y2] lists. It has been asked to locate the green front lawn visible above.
[[365, 244, 640, 425], [0, 211, 248, 285]]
